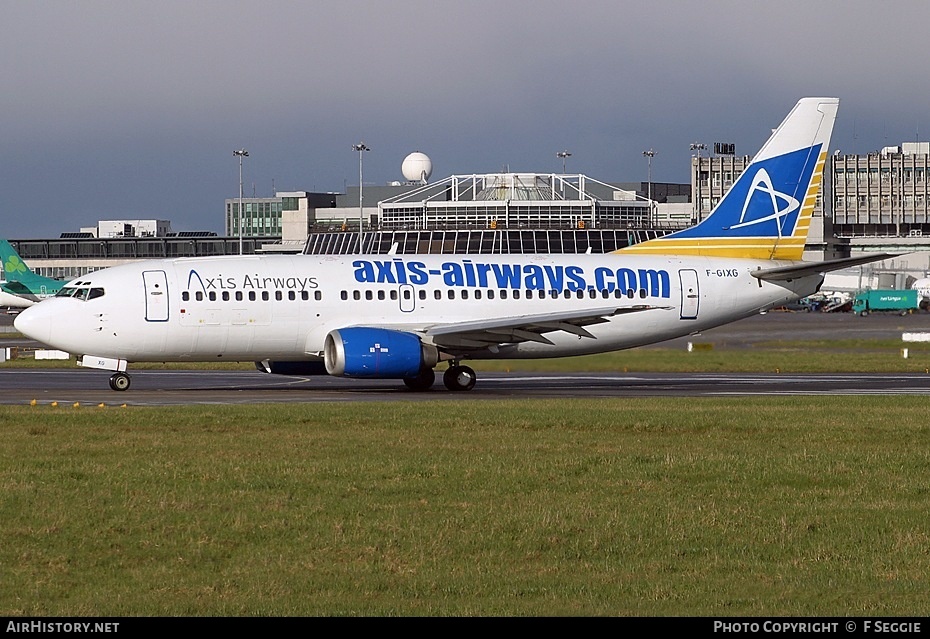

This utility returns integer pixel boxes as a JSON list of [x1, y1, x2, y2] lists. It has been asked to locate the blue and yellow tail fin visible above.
[[618, 97, 839, 260]]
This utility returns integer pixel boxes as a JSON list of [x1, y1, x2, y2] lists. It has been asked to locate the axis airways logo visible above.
[[724, 167, 800, 237], [185, 269, 319, 292], [675, 144, 821, 241]]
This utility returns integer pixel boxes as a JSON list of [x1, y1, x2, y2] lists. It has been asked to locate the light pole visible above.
[[557, 150, 572, 174], [233, 148, 249, 255], [352, 143, 369, 253], [642, 148, 656, 226], [690, 142, 706, 223]]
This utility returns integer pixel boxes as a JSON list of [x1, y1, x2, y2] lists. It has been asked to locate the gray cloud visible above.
[[3, 1, 929, 237]]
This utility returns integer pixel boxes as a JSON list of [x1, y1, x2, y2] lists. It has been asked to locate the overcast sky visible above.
[[3, 1, 929, 238]]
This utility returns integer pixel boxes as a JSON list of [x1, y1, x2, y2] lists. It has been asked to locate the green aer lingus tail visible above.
[[0, 240, 66, 307]]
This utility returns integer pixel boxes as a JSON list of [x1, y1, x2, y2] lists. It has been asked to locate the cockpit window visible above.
[[54, 286, 105, 301]]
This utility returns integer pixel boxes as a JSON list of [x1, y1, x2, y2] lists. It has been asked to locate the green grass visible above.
[[2, 398, 929, 616]]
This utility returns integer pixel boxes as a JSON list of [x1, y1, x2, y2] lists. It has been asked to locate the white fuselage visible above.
[[16, 253, 821, 364]]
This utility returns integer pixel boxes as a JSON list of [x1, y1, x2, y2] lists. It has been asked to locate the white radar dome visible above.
[[402, 152, 433, 183]]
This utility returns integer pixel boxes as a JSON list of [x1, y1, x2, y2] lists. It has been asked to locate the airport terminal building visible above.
[[8, 144, 930, 284]]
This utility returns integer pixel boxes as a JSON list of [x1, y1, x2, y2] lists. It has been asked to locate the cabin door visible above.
[[679, 269, 699, 320], [143, 270, 170, 322]]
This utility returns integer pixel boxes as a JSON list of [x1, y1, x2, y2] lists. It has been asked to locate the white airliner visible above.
[[15, 98, 895, 392], [912, 278, 930, 300]]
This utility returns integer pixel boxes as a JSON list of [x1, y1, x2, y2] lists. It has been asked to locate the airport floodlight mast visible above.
[[557, 150, 572, 174], [352, 143, 370, 253], [690, 142, 706, 223], [233, 148, 249, 255], [643, 148, 656, 225]]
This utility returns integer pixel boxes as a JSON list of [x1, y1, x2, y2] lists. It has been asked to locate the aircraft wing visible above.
[[421, 304, 669, 348], [751, 253, 900, 282]]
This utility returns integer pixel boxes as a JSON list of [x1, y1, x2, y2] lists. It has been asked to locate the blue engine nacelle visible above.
[[324, 327, 438, 379]]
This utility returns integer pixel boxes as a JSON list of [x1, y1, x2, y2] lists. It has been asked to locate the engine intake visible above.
[[324, 328, 438, 378]]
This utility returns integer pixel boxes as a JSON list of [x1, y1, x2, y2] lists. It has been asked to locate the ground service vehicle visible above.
[[852, 289, 918, 316]]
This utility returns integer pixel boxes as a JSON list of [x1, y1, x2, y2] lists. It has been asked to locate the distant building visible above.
[[831, 143, 930, 237]]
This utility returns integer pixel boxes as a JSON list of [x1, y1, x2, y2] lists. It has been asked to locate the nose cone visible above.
[[14, 302, 54, 345]]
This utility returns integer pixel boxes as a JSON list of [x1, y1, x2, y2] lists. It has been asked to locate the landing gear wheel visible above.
[[108, 372, 131, 392], [443, 365, 477, 392], [403, 368, 435, 391]]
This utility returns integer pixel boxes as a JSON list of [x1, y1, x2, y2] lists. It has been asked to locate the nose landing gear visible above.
[[108, 372, 131, 391]]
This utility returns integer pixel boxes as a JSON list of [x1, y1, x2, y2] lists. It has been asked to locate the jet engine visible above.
[[324, 327, 438, 378]]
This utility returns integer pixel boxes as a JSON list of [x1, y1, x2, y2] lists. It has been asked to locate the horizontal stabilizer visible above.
[[751, 253, 900, 282]]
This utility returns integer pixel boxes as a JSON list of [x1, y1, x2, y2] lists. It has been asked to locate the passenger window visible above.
[[487, 290, 495, 299], [447, 290, 455, 300], [513, 290, 520, 300], [301, 291, 309, 301], [365, 290, 373, 301], [462, 290, 469, 300], [640, 289, 647, 299], [353, 291, 360, 301], [289, 291, 296, 301], [236, 291, 243, 301], [222, 291, 230, 301], [314, 291, 322, 301], [378, 290, 386, 301], [275, 291, 283, 301], [434, 290, 442, 300], [208, 292, 217, 301], [182, 291, 190, 302], [500, 290, 507, 299], [341, 291, 347, 301], [390, 290, 397, 301], [262, 291, 269, 301], [418, 290, 426, 300], [195, 291, 203, 301], [627, 289, 635, 299], [249, 291, 256, 301]]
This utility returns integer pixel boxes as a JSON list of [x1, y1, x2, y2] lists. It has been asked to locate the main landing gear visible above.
[[403, 368, 435, 391], [443, 364, 477, 392], [402, 363, 478, 392], [108, 372, 131, 391]]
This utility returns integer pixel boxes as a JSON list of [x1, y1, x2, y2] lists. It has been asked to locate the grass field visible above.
[[2, 398, 929, 616]]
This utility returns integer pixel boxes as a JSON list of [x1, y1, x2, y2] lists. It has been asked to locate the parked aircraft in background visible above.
[[0, 240, 66, 308], [911, 277, 930, 300], [15, 98, 897, 392]]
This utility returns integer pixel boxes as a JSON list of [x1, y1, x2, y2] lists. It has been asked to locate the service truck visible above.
[[852, 289, 919, 316]]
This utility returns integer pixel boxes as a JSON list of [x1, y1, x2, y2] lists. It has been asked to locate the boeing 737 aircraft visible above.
[[0, 240, 66, 308], [15, 98, 896, 392]]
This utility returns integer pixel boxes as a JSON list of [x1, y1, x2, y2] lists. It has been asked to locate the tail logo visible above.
[[4, 255, 27, 275], [724, 167, 800, 237]]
